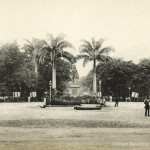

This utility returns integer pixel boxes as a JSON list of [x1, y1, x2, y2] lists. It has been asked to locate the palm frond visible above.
[[24, 40, 41, 66], [96, 55, 105, 62], [55, 33, 66, 45], [83, 57, 90, 67], [46, 33, 54, 47], [46, 34, 73, 53], [32, 39, 44, 49], [53, 34, 65, 48], [91, 37, 95, 49], [39, 53, 52, 65], [96, 55, 113, 63], [61, 51, 76, 64], [94, 39, 104, 51], [24, 40, 34, 52], [57, 41, 73, 50], [99, 46, 115, 55], [104, 56, 113, 62], [39, 40, 48, 47], [40, 47, 52, 54], [81, 39, 93, 50], [39, 33, 75, 65], [39, 54, 46, 64], [25, 39, 33, 46], [79, 48, 92, 56], [24, 44, 34, 53], [76, 54, 90, 61]]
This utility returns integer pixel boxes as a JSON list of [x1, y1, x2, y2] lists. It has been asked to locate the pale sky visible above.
[[0, 0, 150, 77]]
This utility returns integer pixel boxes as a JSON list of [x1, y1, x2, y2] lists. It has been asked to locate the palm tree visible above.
[[39, 33, 75, 89], [76, 38, 114, 95], [24, 39, 41, 76]]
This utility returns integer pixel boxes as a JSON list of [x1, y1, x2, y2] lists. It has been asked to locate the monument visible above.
[[65, 64, 80, 97]]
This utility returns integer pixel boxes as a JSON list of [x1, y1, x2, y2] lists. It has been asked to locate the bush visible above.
[[4, 96, 14, 102], [51, 95, 100, 105], [51, 100, 81, 105]]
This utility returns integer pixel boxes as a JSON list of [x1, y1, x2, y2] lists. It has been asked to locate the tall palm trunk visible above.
[[34, 62, 38, 76], [34, 59, 38, 91], [93, 59, 97, 95], [52, 59, 56, 89]]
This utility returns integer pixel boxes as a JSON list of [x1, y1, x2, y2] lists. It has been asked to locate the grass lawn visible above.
[[0, 102, 149, 150]]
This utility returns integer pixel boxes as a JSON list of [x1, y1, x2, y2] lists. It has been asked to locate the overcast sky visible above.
[[0, 0, 150, 77]]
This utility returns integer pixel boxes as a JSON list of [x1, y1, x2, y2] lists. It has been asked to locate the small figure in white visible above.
[[109, 96, 112, 102], [28, 96, 31, 102]]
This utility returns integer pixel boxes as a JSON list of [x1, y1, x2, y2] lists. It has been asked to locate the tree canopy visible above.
[[0, 35, 150, 100], [0, 39, 73, 99], [76, 38, 114, 94], [82, 58, 150, 98]]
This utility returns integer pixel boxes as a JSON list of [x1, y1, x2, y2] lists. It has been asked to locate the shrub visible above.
[[51, 100, 81, 105]]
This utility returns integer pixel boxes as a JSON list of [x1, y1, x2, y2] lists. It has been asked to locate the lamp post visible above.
[[99, 80, 102, 98], [128, 86, 131, 101], [49, 80, 52, 105], [20, 87, 22, 101]]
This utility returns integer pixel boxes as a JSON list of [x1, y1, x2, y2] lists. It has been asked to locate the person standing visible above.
[[28, 96, 31, 102], [114, 97, 119, 107], [144, 98, 150, 117], [102, 96, 106, 106], [109, 96, 112, 102]]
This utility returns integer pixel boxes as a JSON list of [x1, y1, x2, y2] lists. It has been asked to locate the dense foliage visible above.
[[83, 58, 150, 98], [0, 36, 150, 100], [0, 40, 73, 99]]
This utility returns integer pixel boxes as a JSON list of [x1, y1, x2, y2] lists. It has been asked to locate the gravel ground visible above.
[[0, 102, 150, 150], [0, 118, 149, 128]]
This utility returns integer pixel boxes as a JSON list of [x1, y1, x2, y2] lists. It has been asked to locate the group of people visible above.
[[113, 96, 150, 116]]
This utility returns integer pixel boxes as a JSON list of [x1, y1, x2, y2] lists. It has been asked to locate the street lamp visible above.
[[49, 80, 52, 105], [99, 80, 102, 98], [20, 87, 22, 101], [128, 86, 131, 101]]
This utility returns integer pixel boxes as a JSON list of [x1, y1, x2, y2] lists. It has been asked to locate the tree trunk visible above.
[[93, 59, 97, 95], [34, 60, 38, 91], [34, 62, 38, 76], [52, 59, 56, 89]]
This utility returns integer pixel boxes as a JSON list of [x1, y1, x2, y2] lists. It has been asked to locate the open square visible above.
[[0, 102, 149, 150]]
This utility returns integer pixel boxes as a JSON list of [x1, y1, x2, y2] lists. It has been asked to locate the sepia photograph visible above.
[[0, 0, 150, 149]]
